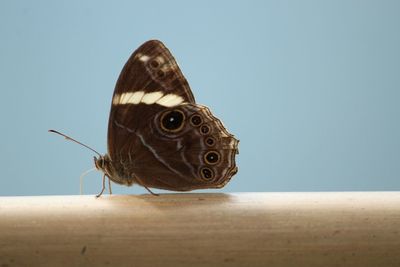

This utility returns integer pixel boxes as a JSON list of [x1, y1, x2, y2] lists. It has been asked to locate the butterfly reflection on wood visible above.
[[50, 40, 239, 196]]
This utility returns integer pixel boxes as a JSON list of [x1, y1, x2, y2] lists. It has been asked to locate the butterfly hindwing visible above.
[[128, 104, 239, 190]]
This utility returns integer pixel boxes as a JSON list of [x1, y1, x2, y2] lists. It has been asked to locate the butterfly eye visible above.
[[150, 59, 160, 69], [190, 114, 203, 126], [200, 167, 214, 181], [204, 151, 220, 165], [205, 137, 215, 147], [160, 109, 185, 133], [200, 124, 210, 135]]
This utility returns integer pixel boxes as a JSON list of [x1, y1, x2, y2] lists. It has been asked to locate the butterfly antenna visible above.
[[48, 129, 102, 157]]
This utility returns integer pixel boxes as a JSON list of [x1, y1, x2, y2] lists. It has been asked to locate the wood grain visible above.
[[0, 192, 399, 267]]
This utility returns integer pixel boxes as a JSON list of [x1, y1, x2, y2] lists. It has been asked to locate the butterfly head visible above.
[[94, 155, 110, 175]]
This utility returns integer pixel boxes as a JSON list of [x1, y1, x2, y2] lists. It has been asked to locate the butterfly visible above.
[[50, 40, 239, 196]]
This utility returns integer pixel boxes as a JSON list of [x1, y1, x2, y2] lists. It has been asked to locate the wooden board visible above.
[[1, 192, 400, 266]]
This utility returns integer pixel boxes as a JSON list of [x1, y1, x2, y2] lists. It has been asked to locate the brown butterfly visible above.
[[50, 40, 239, 196]]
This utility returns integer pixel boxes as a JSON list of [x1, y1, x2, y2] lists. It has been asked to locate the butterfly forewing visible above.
[[108, 40, 195, 158]]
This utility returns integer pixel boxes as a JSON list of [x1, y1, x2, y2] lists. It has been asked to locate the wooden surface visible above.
[[0, 192, 399, 267]]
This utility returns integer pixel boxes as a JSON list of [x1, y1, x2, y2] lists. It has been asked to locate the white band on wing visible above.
[[113, 91, 185, 107]]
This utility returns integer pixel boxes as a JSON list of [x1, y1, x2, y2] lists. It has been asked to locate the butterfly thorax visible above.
[[94, 154, 135, 186]]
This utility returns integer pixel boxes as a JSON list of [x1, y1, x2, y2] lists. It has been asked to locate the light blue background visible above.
[[0, 0, 399, 196]]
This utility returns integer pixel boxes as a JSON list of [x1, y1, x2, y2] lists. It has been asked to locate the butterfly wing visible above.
[[130, 103, 239, 190], [107, 40, 238, 190]]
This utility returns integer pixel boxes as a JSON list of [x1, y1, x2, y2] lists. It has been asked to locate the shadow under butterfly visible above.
[[50, 40, 239, 196]]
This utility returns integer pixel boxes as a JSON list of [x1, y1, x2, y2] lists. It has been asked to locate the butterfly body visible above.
[[71, 40, 238, 193]]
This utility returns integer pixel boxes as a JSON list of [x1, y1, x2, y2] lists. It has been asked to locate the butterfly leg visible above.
[[96, 174, 106, 198], [144, 185, 159, 196], [134, 175, 159, 196], [108, 178, 113, 195]]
